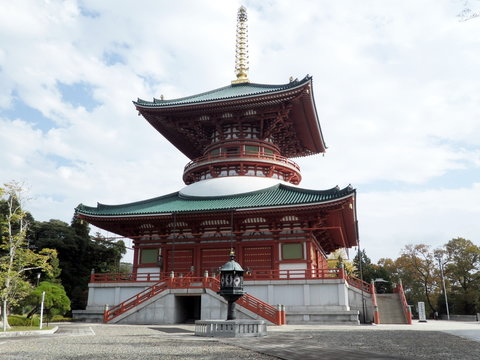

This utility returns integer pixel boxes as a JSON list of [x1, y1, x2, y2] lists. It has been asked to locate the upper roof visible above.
[[75, 183, 355, 217], [133, 76, 327, 160], [134, 77, 311, 108]]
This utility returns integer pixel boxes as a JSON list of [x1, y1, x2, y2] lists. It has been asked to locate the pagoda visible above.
[[74, 7, 366, 325]]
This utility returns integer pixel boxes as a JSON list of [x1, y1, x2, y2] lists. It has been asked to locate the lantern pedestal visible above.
[[217, 251, 246, 321], [194, 319, 267, 337], [195, 251, 266, 337]]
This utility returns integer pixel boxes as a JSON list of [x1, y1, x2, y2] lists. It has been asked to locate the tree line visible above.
[[349, 239, 480, 317], [1, 181, 126, 328]]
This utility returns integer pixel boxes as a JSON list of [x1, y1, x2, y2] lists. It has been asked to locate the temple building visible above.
[[74, 7, 393, 325]]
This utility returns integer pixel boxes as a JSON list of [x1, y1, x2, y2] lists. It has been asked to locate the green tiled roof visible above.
[[134, 76, 311, 108], [75, 183, 354, 217]]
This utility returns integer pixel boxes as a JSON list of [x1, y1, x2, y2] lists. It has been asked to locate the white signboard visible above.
[[418, 301, 427, 322]]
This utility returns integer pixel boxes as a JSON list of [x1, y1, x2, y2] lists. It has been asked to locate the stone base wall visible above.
[[74, 278, 370, 325]]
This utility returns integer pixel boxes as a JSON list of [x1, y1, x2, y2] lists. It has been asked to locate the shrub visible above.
[[8, 315, 40, 327], [50, 315, 73, 322]]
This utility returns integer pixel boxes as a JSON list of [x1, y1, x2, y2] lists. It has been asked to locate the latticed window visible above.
[[282, 243, 303, 260], [245, 145, 259, 154], [140, 248, 159, 264]]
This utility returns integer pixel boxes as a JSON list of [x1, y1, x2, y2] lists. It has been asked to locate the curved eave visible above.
[[289, 79, 326, 155], [74, 184, 355, 218]]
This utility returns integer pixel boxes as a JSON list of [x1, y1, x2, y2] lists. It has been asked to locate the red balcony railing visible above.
[[244, 268, 344, 280], [90, 272, 172, 283], [183, 151, 301, 173], [91, 268, 346, 284]]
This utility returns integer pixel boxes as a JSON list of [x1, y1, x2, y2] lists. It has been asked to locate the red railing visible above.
[[92, 268, 345, 284], [103, 281, 169, 322], [103, 275, 285, 325], [91, 272, 171, 283], [238, 292, 285, 325], [346, 275, 372, 293], [200, 277, 285, 325], [183, 151, 301, 173], [244, 268, 344, 280], [393, 281, 412, 324], [371, 281, 380, 324]]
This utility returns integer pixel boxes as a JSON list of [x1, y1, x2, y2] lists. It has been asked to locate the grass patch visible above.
[[3, 326, 54, 332]]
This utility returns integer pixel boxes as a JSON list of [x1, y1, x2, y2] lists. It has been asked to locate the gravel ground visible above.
[[233, 329, 480, 360], [0, 324, 276, 360], [2, 323, 480, 360]]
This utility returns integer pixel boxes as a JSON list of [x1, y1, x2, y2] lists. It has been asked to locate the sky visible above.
[[1, 0, 479, 263]]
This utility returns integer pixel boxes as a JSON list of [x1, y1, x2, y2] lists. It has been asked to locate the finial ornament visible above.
[[232, 6, 250, 84]]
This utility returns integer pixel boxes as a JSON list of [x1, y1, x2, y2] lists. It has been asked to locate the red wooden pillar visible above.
[[305, 237, 313, 270], [132, 243, 140, 273], [193, 244, 201, 276], [236, 240, 244, 267]]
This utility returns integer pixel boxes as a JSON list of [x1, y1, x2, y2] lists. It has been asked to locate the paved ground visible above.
[[0, 321, 479, 359], [232, 321, 480, 359]]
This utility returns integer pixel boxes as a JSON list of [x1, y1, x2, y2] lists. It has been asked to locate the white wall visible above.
[[85, 278, 363, 324], [347, 284, 374, 323]]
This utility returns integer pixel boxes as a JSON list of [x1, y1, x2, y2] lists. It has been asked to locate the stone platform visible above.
[[195, 319, 267, 337]]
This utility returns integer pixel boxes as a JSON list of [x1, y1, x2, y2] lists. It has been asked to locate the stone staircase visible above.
[[102, 276, 285, 325], [376, 293, 408, 324]]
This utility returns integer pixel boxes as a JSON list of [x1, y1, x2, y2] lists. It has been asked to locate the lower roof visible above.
[[75, 183, 355, 218]]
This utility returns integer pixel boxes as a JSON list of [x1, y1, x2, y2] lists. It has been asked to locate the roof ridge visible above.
[[133, 76, 312, 107], [278, 183, 353, 195]]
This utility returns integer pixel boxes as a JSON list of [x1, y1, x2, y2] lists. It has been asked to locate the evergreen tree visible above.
[[354, 249, 392, 293], [29, 216, 126, 310]]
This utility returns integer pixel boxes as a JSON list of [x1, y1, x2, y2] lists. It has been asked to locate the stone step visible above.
[[376, 293, 407, 324]]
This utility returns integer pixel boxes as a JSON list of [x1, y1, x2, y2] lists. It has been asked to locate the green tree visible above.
[[380, 244, 440, 316], [29, 217, 126, 310], [30, 219, 88, 309], [89, 232, 126, 274], [444, 238, 480, 314], [0, 181, 58, 329], [328, 248, 356, 275], [25, 281, 70, 322], [354, 250, 393, 293]]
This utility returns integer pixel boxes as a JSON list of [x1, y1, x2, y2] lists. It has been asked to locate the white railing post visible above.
[[39, 291, 45, 329]]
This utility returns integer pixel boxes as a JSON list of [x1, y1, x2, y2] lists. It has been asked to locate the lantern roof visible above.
[[220, 259, 244, 272]]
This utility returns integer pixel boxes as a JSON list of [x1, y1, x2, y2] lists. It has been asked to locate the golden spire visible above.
[[232, 6, 250, 84]]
